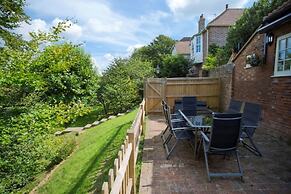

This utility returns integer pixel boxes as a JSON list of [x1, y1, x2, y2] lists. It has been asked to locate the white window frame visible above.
[[274, 32, 291, 77], [196, 36, 201, 53]]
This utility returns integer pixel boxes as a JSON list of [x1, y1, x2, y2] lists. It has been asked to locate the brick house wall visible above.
[[202, 26, 229, 61], [233, 21, 291, 138], [208, 26, 229, 47]]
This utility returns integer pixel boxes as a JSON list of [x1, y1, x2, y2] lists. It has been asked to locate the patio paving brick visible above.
[[139, 115, 291, 194]]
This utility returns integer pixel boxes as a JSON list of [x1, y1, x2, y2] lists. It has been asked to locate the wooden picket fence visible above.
[[101, 100, 145, 194]]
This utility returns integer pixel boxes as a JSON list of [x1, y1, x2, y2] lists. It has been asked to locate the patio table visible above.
[[178, 109, 212, 159]]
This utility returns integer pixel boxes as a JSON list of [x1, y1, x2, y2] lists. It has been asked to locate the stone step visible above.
[[92, 121, 100, 126], [83, 124, 92, 130]]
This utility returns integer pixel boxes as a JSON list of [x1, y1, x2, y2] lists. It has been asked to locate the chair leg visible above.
[[202, 141, 211, 181], [161, 126, 169, 142], [242, 136, 262, 156], [235, 150, 244, 182], [165, 139, 179, 160], [163, 133, 172, 146]]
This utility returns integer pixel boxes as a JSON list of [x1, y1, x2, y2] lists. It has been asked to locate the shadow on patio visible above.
[[139, 115, 291, 194]]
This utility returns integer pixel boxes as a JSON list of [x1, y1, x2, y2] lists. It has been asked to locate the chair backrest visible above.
[[209, 113, 242, 151], [227, 99, 242, 113], [182, 96, 197, 116], [161, 100, 168, 122], [174, 100, 183, 114], [242, 102, 261, 127]]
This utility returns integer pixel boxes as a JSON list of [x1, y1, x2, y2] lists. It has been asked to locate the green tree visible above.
[[160, 54, 190, 77], [131, 35, 175, 74], [97, 58, 154, 114], [0, 0, 29, 47], [34, 43, 99, 103], [203, 55, 218, 70]]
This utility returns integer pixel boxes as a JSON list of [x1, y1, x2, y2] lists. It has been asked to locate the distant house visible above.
[[232, 0, 291, 137], [190, 5, 244, 76], [172, 37, 191, 59]]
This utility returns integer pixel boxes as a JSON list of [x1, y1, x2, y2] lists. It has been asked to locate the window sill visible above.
[[271, 74, 291, 78]]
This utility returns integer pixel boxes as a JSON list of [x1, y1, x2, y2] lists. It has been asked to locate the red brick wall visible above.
[[233, 21, 291, 138], [208, 26, 229, 47]]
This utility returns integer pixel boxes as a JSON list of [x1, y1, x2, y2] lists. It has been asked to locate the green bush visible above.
[[0, 102, 94, 193]]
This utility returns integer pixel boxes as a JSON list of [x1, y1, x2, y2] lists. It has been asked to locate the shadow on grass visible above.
[[67, 122, 131, 194]]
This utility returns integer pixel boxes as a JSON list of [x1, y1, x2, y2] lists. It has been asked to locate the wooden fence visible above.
[[144, 77, 220, 114], [101, 100, 145, 194]]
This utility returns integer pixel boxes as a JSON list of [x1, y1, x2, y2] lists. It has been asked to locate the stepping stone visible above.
[[64, 127, 84, 132], [117, 113, 125, 116], [54, 131, 63, 136], [92, 121, 100, 126], [108, 115, 116, 119], [100, 118, 108, 123], [83, 124, 92, 130], [126, 110, 131, 113]]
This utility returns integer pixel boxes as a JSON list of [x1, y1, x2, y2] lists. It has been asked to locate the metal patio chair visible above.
[[201, 113, 243, 181], [163, 104, 195, 159], [161, 100, 183, 143], [227, 99, 243, 113], [182, 96, 197, 117], [241, 102, 262, 156]]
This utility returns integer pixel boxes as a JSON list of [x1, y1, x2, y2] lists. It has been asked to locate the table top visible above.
[[178, 109, 212, 129]]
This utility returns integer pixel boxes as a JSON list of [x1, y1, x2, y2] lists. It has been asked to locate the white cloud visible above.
[[16, 19, 48, 40], [103, 53, 114, 61], [26, 0, 172, 47], [91, 57, 101, 74]]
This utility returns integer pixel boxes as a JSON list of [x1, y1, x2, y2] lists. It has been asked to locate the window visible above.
[[191, 40, 195, 55], [196, 36, 201, 53], [275, 33, 291, 76]]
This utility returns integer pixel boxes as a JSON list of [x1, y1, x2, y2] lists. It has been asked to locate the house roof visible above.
[[258, 0, 291, 33], [173, 40, 191, 55], [207, 8, 244, 27], [263, 0, 291, 23], [180, 37, 191, 41]]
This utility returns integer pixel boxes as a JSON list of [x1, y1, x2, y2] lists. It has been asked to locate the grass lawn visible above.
[[37, 109, 137, 194]]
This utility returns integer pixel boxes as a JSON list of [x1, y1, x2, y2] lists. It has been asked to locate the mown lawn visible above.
[[37, 109, 137, 194]]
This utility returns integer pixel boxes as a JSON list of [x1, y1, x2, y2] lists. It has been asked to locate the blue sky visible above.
[[18, 0, 256, 72]]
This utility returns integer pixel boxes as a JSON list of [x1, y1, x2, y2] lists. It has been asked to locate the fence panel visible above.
[[101, 100, 145, 194], [145, 77, 220, 114]]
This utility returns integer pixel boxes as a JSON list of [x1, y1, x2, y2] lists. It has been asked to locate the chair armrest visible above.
[[171, 118, 184, 122], [172, 127, 193, 131], [242, 125, 258, 129], [201, 131, 209, 142]]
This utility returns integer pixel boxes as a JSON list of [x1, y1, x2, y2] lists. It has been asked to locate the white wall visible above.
[[190, 34, 203, 63]]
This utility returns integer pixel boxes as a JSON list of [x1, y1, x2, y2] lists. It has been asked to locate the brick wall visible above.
[[202, 26, 230, 62], [233, 21, 291, 138], [208, 26, 229, 47], [209, 63, 234, 112]]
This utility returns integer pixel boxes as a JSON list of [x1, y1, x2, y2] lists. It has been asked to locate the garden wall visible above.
[[209, 63, 234, 112]]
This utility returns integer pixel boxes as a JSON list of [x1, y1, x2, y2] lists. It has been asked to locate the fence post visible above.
[[102, 182, 109, 194], [128, 132, 136, 194]]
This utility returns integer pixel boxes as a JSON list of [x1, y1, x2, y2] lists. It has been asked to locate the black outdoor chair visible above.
[[201, 113, 243, 181], [182, 96, 197, 116], [227, 99, 243, 113], [161, 100, 183, 143], [174, 99, 182, 114], [163, 104, 195, 159], [241, 102, 262, 156]]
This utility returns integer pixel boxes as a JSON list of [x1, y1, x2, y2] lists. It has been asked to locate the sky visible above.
[[18, 0, 257, 72]]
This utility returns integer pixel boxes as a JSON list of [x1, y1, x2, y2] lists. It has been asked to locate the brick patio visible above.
[[139, 115, 291, 194]]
